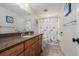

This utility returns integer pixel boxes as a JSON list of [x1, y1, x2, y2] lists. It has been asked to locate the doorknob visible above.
[[72, 38, 79, 44]]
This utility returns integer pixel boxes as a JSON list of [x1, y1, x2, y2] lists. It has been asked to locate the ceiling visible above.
[[0, 3, 31, 19], [0, 3, 64, 18], [29, 3, 64, 18]]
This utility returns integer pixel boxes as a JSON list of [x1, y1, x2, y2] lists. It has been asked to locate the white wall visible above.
[[0, 6, 25, 34], [0, 6, 38, 34], [24, 15, 38, 34], [59, 3, 77, 56]]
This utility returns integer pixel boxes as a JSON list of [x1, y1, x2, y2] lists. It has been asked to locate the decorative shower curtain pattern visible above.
[[38, 17, 58, 49]]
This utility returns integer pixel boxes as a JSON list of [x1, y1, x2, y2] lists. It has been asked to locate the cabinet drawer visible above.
[[0, 43, 24, 56]]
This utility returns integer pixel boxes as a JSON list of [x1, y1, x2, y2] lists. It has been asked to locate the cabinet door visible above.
[[25, 47, 35, 56], [18, 52, 24, 56], [30, 46, 35, 56], [25, 38, 35, 49], [25, 40, 31, 49], [35, 41, 40, 56], [24, 36, 42, 56], [31, 43, 36, 56], [31, 40, 40, 56], [38, 35, 42, 54], [0, 43, 24, 56], [25, 47, 31, 56]]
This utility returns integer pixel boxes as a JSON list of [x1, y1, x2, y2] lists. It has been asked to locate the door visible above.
[[76, 4, 79, 55], [64, 3, 79, 56], [61, 3, 77, 56]]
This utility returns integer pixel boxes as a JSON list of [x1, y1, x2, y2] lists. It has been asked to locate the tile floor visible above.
[[41, 44, 64, 56]]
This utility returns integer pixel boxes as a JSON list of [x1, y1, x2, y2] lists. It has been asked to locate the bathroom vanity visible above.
[[0, 33, 42, 56]]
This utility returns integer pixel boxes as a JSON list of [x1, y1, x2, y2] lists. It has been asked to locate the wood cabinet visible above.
[[18, 52, 24, 56], [0, 35, 42, 56], [24, 36, 42, 56], [0, 43, 24, 56], [24, 47, 31, 56]]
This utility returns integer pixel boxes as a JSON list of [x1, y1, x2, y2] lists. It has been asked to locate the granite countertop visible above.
[[0, 34, 42, 53]]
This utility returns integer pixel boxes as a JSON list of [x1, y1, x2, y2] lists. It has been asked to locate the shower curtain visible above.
[[38, 17, 59, 49]]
